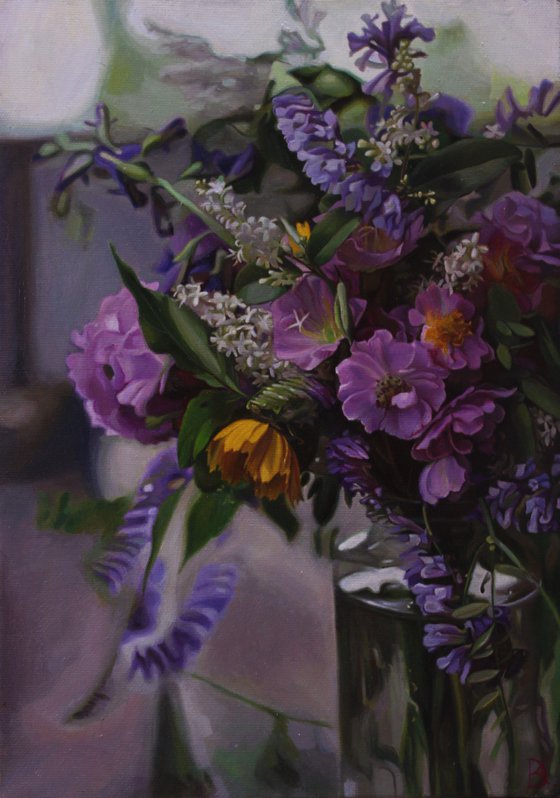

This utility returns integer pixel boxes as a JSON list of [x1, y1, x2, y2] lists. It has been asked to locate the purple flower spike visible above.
[[326, 434, 382, 503], [336, 329, 447, 440], [90, 447, 192, 595], [409, 283, 493, 371], [67, 286, 175, 444], [128, 563, 238, 681], [347, 2, 435, 97], [272, 275, 366, 370], [487, 454, 560, 534], [494, 79, 560, 135]]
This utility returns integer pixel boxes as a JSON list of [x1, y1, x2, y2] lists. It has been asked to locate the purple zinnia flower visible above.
[[271, 275, 366, 370], [347, 2, 435, 97], [412, 386, 515, 504], [67, 286, 174, 444], [336, 329, 447, 440], [337, 194, 424, 268], [409, 283, 493, 370]]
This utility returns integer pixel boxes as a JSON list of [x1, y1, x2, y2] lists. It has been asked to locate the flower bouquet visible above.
[[37, 1, 560, 795]]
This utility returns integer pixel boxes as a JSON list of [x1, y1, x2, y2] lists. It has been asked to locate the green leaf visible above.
[[261, 496, 300, 541], [143, 489, 185, 588], [522, 377, 560, 419], [306, 208, 360, 266], [524, 148, 537, 188], [496, 343, 512, 369], [183, 489, 241, 564], [536, 318, 560, 390], [409, 139, 522, 200], [173, 231, 212, 264], [508, 401, 536, 460], [452, 601, 490, 620], [254, 717, 300, 790], [112, 245, 240, 393], [289, 63, 360, 104], [237, 281, 288, 304], [467, 668, 500, 685], [334, 281, 351, 338], [178, 391, 239, 468], [37, 492, 131, 538], [473, 689, 500, 715], [507, 322, 534, 338], [470, 624, 495, 656], [312, 475, 341, 527]]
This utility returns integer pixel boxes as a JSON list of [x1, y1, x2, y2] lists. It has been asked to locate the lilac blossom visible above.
[[338, 197, 424, 268], [490, 79, 560, 136], [409, 283, 493, 370], [156, 213, 224, 292], [128, 563, 238, 681], [412, 386, 515, 504], [271, 275, 366, 370], [336, 329, 447, 440], [347, 2, 435, 97], [90, 447, 192, 595], [326, 435, 382, 503], [67, 286, 176, 444], [487, 455, 560, 534], [272, 93, 350, 193]]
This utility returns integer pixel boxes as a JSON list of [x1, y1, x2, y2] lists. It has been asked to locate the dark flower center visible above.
[[376, 374, 409, 408], [103, 364, 115, 380]]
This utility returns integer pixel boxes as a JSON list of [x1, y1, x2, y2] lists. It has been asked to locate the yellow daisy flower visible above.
[[207, 419, 302, 504]]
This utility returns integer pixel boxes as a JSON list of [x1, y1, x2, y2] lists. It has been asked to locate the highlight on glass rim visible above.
[[3, 1, 560, 796]]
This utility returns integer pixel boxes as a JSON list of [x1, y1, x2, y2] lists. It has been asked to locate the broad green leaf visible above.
[[312, 475, 341, 527], [306, 208, 360, 266], [173, 231, 212, 264], [289, 63, 360, 104], [467, 668, 500, 685], [143, 489, 185, 588], [236, 281, 288, 304], [261, 496, 300, 541], [183, 489, 241, 564], [409, 139, 522, 199], [177, 391, 238, 468], [496, 343, 512, 370], [522, 378, 560, 419], [508, 322, 534, 338], [37, 492, 131, 539], [112, 246, 240, 393], [452, 601, 490, 620]]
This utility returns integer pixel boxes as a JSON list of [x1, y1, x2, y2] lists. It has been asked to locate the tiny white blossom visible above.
[[533, 408, 560, 447], [434, 233, 488, 293]]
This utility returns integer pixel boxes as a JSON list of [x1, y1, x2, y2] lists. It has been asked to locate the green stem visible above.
[[463, 540, 488, 601], [188, 672, 331, 728], [451, 675, 471, 795], [155, 178, 236, 247], [421, 504, 445, 559]]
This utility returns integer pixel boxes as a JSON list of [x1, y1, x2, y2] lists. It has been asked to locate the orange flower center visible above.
[[424, 310, 472, 353]]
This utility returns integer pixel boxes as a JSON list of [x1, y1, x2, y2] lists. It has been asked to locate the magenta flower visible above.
[[336, 329, 447, 439], [409, 283, 493, 370], [67, 286, 173, 443], [337, 198, 424, 271], [412, 386, 515, 503], [476, 193, 560, 310], [271, 275, 366, 370], [478, 192, 560, 270]]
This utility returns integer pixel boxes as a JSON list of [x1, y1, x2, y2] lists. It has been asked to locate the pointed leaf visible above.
[[261, 496, 300, 541], [143, 489, 185, 589], [183, 490, 240, 564], [522, 378, 560, 419], [452, 601, 490, 620], [112, 246, 240, 393], [306, 208, 360, 266], [473, 690, 500, 715], [177, 391, 239, 468]]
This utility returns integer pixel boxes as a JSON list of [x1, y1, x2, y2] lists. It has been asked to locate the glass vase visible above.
[[334, 525, 554, 798]]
